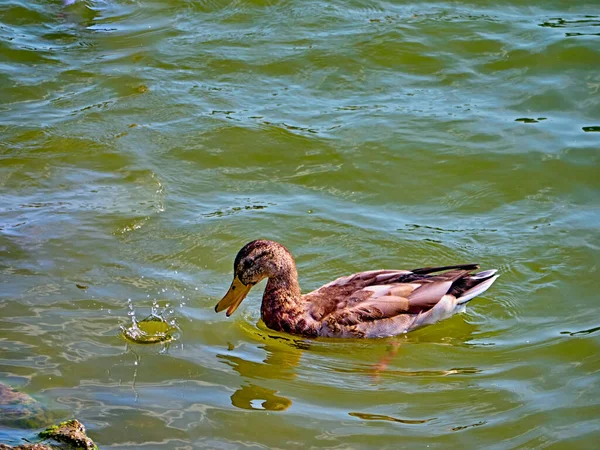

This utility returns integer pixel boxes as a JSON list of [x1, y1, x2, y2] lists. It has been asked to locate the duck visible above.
[[215, 240, 498, 338]]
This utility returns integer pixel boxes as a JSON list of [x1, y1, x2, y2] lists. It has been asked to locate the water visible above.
[[1, 0, 599, 448]]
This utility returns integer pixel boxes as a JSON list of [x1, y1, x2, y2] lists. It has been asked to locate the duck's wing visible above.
[[306, 265, 498, 326]]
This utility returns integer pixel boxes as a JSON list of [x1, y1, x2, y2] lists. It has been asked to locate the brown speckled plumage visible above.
[[215, 240, 499, 338]]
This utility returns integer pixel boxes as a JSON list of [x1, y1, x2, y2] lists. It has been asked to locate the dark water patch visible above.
[[203, 203, 269, 218], [515, 118, 547, 124], [560, 326, 600, 337], [452, 420, 487, 431], [349, 412, 436, 425], [565, 32, 600, 37], [539, 16, 600, 37], [403, 223, 498, 234], [539, 16, 600, 28]]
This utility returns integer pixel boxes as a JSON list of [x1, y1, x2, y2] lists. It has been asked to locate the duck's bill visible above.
[[215, 276, 252, 317]]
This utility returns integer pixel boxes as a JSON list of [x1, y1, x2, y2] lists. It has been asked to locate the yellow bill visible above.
[[215, 276, 252, 317]]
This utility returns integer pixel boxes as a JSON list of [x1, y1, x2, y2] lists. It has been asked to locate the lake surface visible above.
[[1, 0, 599, 448]]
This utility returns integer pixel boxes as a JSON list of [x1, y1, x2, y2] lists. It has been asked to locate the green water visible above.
[[1, 0, 599, 448]]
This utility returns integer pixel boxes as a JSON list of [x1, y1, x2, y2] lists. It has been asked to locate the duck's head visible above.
[[215, 240, 295, 317]]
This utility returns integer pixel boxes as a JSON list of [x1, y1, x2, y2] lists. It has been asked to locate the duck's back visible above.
[[302, 264, 498, 338]]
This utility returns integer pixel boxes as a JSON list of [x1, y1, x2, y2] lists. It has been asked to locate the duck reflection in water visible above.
[[218, 329, 486, 410], [216, 333, 425, 410], [217, 337, 307, 411], [230, 383, 292, 411]]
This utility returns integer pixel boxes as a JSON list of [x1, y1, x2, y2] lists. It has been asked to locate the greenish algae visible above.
[[39, 419, 97, 450]]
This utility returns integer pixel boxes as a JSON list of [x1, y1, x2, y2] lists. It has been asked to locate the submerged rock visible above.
[[0, 444, 53, 450], [38, 420, 97, 450], [0, 383, 50, 429], [0, 383, 97, 449], [0, 420, 98, 449]]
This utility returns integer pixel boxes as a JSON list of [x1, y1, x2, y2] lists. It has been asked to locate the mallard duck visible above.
[[215, 240, 498, 338]]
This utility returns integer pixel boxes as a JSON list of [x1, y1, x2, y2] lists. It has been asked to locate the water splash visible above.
[[120, 298, 181, 346]]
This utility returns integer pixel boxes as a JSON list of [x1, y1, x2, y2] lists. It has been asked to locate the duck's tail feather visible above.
[[471, 269, 498, 280], [456, 273, 499, 305], [410, 263, 480, 275]]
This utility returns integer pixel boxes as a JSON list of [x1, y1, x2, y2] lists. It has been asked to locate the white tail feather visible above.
[[472, 269, 498, 279], [456, 275, 499, 304]]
